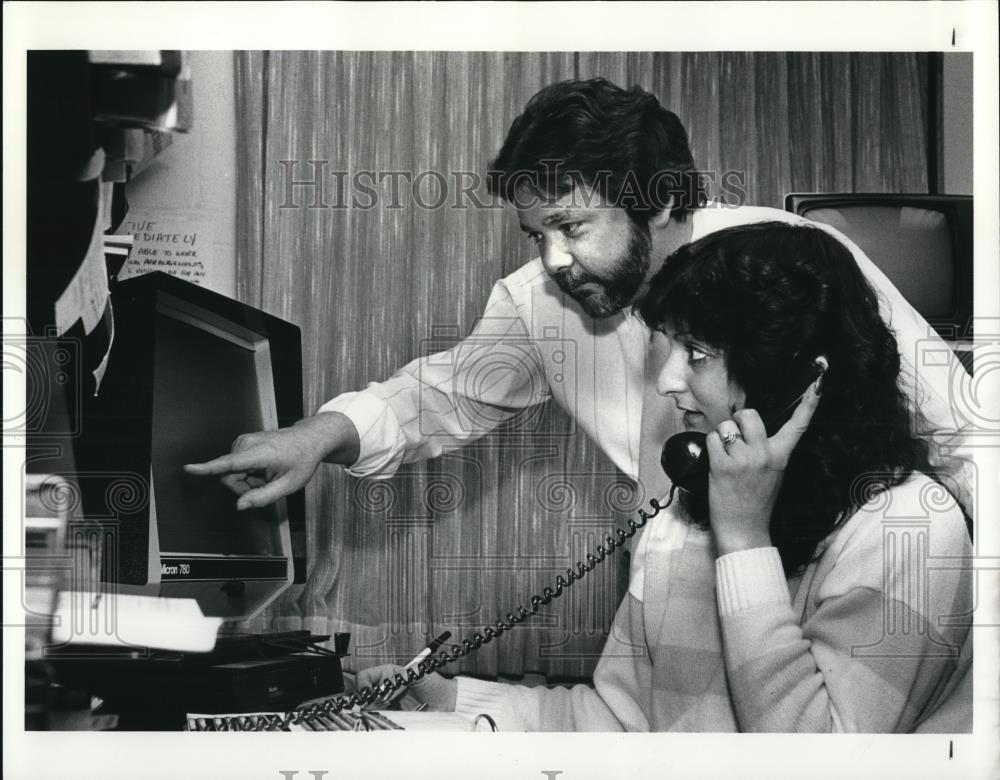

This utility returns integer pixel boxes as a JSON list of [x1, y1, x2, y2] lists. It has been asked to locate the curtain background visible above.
[[231, 52, 930, 681]]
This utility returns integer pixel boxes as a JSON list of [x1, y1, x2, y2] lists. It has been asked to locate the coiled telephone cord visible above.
[[285, 490, 674, 725]]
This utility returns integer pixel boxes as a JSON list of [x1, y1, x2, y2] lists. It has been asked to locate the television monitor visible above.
[[784, 193, 973, 342], [76, 272, 306, 620]]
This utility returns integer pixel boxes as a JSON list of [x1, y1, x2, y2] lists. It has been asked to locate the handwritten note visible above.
[[118, 210, 214, 286]]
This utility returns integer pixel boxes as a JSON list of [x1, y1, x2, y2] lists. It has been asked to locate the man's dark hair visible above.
[[639, 222, 941, 576], [487, 78, 705, 223]]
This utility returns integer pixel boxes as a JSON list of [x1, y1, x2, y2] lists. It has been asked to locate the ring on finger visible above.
[[718, 423, 742, 447]]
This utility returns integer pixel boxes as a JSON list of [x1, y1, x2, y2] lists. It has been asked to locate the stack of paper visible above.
[[50, 592, 223, 653]]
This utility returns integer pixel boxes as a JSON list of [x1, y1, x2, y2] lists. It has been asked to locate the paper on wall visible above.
[[90, 300, 115, 396], [53, 183, 110, 337], [118, 208, 214, 287]]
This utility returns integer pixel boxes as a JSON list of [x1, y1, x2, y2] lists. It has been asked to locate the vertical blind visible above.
[[233, 51, 930, 680]]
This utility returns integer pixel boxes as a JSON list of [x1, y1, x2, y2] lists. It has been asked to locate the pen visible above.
[[368, 630, 452, 709], [402, 631, 452, 673]]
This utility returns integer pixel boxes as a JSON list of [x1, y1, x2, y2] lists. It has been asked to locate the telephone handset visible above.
[[660, 356, 829, 495]]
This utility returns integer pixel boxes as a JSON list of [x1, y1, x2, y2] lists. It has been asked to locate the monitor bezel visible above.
[[784, 193, 974, 342]]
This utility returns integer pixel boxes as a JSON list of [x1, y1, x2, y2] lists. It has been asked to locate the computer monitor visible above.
[[76, 272, 306, 620], [784, 193, 973, 342]]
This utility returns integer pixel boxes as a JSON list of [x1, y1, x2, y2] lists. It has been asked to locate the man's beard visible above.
[[553, 221, 652, 318]]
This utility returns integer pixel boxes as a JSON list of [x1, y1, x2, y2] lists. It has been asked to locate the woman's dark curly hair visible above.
[[487, 78, 706, 223], [638, 221, 934, 576]]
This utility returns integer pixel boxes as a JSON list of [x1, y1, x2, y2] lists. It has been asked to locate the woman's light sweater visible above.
[[453, 474, 972, 732]]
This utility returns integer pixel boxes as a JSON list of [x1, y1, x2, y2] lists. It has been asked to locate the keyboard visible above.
[[186, 709, 496, 731]]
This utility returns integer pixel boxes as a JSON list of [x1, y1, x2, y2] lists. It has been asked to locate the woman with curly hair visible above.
[[358, 222, 972, 733]]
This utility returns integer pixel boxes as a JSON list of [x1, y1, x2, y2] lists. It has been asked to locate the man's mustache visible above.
[[552, 269, 598, 293]]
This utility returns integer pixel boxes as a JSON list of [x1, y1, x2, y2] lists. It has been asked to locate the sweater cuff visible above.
[[454, 676, 524, 732], [316, 389, 403, 476], [715, 546, 790, 618]]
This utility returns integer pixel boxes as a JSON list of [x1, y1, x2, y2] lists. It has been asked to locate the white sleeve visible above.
[[452, 675, 622, 732], [318, 278, 550, 477]]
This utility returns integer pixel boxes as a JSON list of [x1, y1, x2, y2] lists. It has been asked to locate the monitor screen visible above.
[[150, 302, 283, 557], [802, 205, 954, 319]]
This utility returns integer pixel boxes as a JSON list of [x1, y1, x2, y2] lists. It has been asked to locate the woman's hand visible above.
[[706, 377, 822, 556], [353, 664, 458, 712]]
